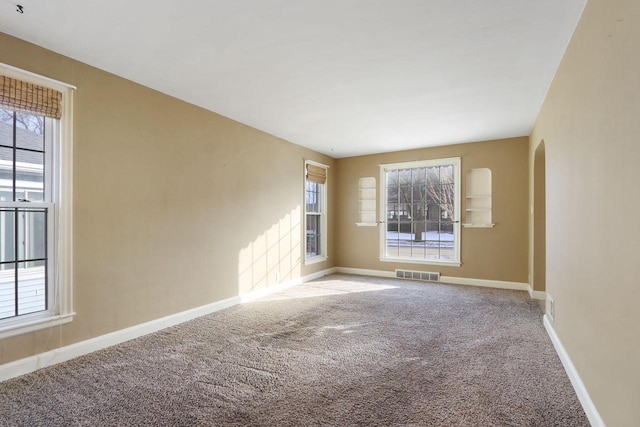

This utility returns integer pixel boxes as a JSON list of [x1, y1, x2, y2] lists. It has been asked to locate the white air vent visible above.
[[395, 269, 440, 282]]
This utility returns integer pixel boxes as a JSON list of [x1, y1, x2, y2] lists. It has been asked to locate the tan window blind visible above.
[[0, 75, 62, 119], [306, 164, 327, 184]]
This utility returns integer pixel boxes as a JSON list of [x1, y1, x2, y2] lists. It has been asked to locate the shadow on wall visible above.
[[238, 206, 302, 295]]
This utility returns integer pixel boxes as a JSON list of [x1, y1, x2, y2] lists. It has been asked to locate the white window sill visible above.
[[305, 255, 328, 265], [0, 312, 75, 340], [379, 257, 461, 267], [356, 222, 378, 227]]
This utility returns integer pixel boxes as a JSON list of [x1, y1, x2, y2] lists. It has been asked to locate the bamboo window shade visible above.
[[0, 75, 63, 119], [306, 164, 327, 184]]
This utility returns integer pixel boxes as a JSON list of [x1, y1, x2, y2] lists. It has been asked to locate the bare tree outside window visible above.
[[387, 166, 455, 241], [0, 110, 44, 134]]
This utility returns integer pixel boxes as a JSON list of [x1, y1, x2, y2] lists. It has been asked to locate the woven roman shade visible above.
[[0, 75, 62, 119], [306, 164, 327, 184]]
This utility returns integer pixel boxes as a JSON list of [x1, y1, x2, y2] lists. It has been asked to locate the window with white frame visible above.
[[380, 158, 461, 266], [305, 161, 327, 263], [0, 67, 74, 338]]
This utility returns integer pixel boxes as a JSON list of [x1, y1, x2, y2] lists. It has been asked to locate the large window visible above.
[[0, 109, 52, 320], [380, 158, 461, 266], [305, 161, 327, 263], [0, 68, 74, 338]]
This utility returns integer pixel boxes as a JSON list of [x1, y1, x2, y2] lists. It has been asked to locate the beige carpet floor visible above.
[[0, 274, 589, 426]]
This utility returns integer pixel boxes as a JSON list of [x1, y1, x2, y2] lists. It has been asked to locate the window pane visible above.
[[411, 167, 426, 187], [315, 235, 321, 257], [306, 235, 317, 257], [398, 169, 411, 186], [386, 222, 399, 258], [387, 203, 399, 224], [15, 149, 44, 199], [0, 109, 13, 125], [0, 147, 13, 201], [387, 185, 398, 204], [25, 190, 44, 202], [18, 209, 47, 261], [412, 182, 425, 204], [0, 111, 12, 148], [306, 214, 319, 234], [409, 221, 426, 258], [17, 260, 46, 315], [440, 221, 455, 260], [0, 263, 16, 319], [427, 166, 439, 183], [15, 113, 45, 151], [440, 165, 454, 184], [0, 209, 16, 263], [385, 169, 397, 193], [306, 181, 320, 213], [306, 214, 321, 258], [411, 203, 426, 225], [398, 185, 411, 205], [411, 238, 426, 259]]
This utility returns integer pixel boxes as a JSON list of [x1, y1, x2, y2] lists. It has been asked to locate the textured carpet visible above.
[[0, 274, 589, 426]]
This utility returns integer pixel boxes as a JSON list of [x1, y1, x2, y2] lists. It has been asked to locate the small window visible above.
[[380, 157, 461, 266], [305, 161, 328, 263]]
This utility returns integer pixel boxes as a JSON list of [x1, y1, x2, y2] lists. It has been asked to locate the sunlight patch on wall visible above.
[[238, 206, 301, 295]]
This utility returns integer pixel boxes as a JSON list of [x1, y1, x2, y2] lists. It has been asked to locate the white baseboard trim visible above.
[[0, 295, 239, 383], [440, 276, 529, 291], [527, 285, 547, 301], [334, 268, 530, 294], [334, 267, 396, 278], [0, 267, 337, 383], [240, 267, 338, 302], [306, 266, 339, 281], [543, 315, 605, 427]]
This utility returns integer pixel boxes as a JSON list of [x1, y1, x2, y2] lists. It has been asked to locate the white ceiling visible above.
[[0, 0, 586, 158]]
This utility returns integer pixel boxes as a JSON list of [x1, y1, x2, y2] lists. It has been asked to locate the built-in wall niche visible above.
[[357, 177, 377, 226], [463, 168, 495, 228]]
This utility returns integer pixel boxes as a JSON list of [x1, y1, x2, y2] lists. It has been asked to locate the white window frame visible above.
[[379, 157, 461, 267], [304, 160, 328, 265], [0, 63, 75, 339]]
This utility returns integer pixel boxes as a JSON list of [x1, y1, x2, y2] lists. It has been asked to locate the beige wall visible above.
[[530, 0, 640, 424], [335, 137, 529, 283], [0, 32, 335, 364]]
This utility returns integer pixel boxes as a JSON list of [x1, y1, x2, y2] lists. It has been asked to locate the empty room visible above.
[[0, 0, 638, 425]]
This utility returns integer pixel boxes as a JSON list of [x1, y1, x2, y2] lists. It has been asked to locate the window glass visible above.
[[305, 163, 327, 261], [15, 112, 45, 151], [17, 259, 46, 316], [0, 109, 51, 321], [382, 158, 460, 264]]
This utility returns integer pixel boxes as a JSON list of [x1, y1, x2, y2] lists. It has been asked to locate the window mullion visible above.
[[12, 111, 16, 202], [13, 206, 18, 317], [44, 205, 49, 311]]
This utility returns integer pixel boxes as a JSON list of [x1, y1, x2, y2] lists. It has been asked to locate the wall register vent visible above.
[[395, 269, 440, 282]]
